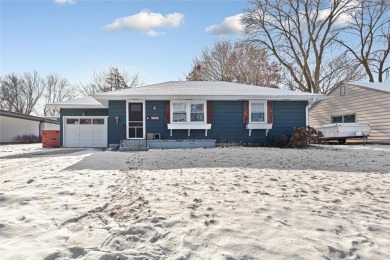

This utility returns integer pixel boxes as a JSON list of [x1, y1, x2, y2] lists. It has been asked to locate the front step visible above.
[[119, 139, 149, 151]]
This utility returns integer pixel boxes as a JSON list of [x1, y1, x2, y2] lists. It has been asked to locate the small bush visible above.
[[289, 126, 324, 148], [14, 134, 41, 143], [279, 134, 290, 147], [265, 126, 323, 149], [289, 128, 310, 148], [265, 134, 289, 148], [307, 125, 324, 144]]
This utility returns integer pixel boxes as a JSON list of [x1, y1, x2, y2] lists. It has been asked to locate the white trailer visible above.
[[315, 123, 370, 144]]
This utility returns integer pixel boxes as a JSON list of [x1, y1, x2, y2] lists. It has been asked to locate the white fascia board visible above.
[[94, 95, 327, 101], [45, 104, 107, 109]]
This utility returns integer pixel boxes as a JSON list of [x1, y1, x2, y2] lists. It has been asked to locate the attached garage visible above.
[[63, 116, 108, 148], [45, 97, 109, 148]]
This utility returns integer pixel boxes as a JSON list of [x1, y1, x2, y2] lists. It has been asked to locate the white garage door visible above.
[[64, 117, 108, 148]]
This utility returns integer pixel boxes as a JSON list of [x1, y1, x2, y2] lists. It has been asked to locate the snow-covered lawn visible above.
[[0, 143, 43, 157], [0, 144, 389, 259]]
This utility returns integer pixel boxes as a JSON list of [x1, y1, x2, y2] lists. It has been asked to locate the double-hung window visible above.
[[171, 101, 206, 123], [250, 101, 266, 123], [190, 103, 204, 122], [172, 103, 187, 122]]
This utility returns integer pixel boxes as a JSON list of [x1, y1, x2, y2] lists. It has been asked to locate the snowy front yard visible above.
[[0, 144, 389, 259]]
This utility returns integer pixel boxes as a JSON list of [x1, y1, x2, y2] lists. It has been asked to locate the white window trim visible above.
[[331, 113, 356, 123], [168, 100, 211, 137], [126, 100, 146, 140], [247, 100, 272, 136], [249, 100, 267, 123], [170, 100, 207, 124]]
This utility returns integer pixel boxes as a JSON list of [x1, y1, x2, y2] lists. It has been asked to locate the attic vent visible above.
[[340, 86, 346, 96]]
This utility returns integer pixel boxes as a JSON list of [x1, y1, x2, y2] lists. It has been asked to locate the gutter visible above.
[[93, 94, 327, 102], [0, 111, 59, 125], [45, 104, 107, 109], [306, 98, 316, 127], [39, 121, 43, 140]]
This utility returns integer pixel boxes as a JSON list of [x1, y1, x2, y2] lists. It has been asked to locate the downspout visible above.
[[306, 98, 316, 127], [39, 120, 44, 141]]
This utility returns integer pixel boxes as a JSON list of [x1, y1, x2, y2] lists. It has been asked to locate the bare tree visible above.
[[78, 67, 142, 96], [242, 0, 361, 93], [43, 74, 75, 116], [186, 40, 281, 87], [337, 0, 390, 82], [0, 71, 44, 114], [78, 72, 104, 96], [0, 77, 7, 110], [234, 42, 281, 86], [23, 71, 44, 114], [317, 54, 364, 93], [187, 40, 236, 82], [0, 74, 23, 111]]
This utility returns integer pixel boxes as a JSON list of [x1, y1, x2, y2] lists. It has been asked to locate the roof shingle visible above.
[[95, 81, 319, 97], [47, 81, 326, 108]]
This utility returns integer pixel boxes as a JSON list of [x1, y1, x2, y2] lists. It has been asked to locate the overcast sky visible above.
[[1, 0, 247, 85]]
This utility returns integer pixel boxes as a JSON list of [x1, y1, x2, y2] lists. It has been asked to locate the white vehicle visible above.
[[315, 123, 370, 144]]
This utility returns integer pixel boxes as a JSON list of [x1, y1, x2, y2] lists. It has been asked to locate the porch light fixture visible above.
[[82, 112, 86, 116], [153, 105, 157, 110], [114, 115, 120, 124]]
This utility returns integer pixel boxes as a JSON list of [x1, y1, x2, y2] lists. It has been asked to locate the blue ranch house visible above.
[[46, 81, 325, 150]]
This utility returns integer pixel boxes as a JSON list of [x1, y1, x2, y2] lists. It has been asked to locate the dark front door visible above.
[[128, 103, 144, 139]]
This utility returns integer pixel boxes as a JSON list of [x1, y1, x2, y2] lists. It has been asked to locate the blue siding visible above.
[[211, 101, 263, 143], [145, 100, 307, 144], [272, 101, 307, 137], [59, 108, 108, 146], [108, 101, 127, 145]]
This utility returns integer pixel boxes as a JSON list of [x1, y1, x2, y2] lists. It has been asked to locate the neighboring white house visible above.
[[309, 82, 390, 144], [0, 109, 60, 143]]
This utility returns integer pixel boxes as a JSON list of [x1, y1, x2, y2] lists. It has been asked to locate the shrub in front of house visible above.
[[265, 134, 289, 148], [288, 126, 324, 148], [14, 134, 41, 143], [266, 126, 323, 148]]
